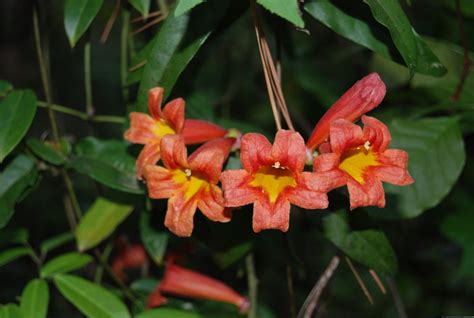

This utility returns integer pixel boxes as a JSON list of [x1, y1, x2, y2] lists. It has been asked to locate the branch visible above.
[[452, 0, 472, 101]]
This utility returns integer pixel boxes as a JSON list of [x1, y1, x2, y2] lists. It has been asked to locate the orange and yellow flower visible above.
[[220, 130, 336, 233], [143, 135, 234, 237], [313, 116, 414, 209]]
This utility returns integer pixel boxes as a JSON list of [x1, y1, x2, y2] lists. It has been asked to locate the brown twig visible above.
[[297, 255, 340, 318], [369, 269, 387, 294], [287, 264, 296, 318], [345, 257, 374, 305], [452, 0, 472, 101], [100, 0, 122, 43], [132, 15, 166, 35], [129, 60, 148, 72], [131, 10, 162, 23]]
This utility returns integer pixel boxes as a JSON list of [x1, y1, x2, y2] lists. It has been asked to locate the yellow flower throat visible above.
[[338, 144, 380, 184], [249, 163, 297, 203]]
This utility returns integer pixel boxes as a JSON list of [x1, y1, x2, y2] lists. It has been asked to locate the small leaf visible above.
[[26, 138, 67, 165], [54, 274, 130, 318], [0, 304, 22, 318], [20, 279, 49, 318], [257, 0, 304, 28], [0, 155, 38, 229], [76, 197, 134, 251], [71, 137, 143, 194], [175, 0, 206, 16], [0, 80, 13, 94], [0, 247, 32, 267], [135, 308, 204, 318], [64, 0, 104, 47], [0, 90, 37, 162], [214, 242, 251, 268], [128, 0, 151, 18], [140, 211, 168, 265], [130, 278, 159, 294], [41, 252, 93, 278], [40, 232, 75, 255], [0, 228, 29, 247]]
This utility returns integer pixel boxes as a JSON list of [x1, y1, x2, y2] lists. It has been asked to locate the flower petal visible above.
[[198, 185, 231, 223], [124, 112, 157, 144], [375, 149, 414, 185], [286, 186, 328, 210], [143, 165, 180, 199], [163, 98, 185, 132], [271, 130, 306, 172], [347, 177, 385, 209], [182, 119, 228, 144], [165, 194, 198, 237], [253, 198, 291, 233], [298, 171, 345, 194], [362, 115, 391, 152], [220, 170, 258, 207], [330, 119, 364, 154], [136, 142, 161, 179], [148, 87, 164, 120], [313, 153, 340, 172], [188, 138, 234, 183], [240, 133, 273, 173], [160, 135, 188, 170]]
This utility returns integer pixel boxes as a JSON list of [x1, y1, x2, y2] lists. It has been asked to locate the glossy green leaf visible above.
[[128, 0, 151, 18], [0, 80, 13, 94], [40, 232, 75, 255], [363, 0, 446, 76], [0, 247, 32, 267], [26, 138, 67, 165], [71, 137, 143, 194], [76, 197, 134, 251], [323, 211, 398, 275], [0, 228, 28, 247], [305, 1, 390, 58], [41, 253, 93, 278], [136, 0, 232, 111], [20, 279, 49, 318], [0, 304, 22, 318], [175, 0, 206, 16], [377, 117, 465, 218], [0, 90, 37, 162], [215, 242, 251, 268], [64, 0, 104, 47], [135, 308, 204, 318], [54, 274, 130, 318], [0, 155, 38, 228], [140, 211, 168, 265], [257, 0, 304, 28]]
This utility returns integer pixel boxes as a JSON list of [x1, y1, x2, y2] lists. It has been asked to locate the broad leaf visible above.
[[0, 90, 37, 162], [71, 137, 143, 194], [140, 211, 168, 265], [0, 228, 28, 247], [175, 0, 206, 16], [41, 252, 93, 278], [26, 138, 67, 165], [0, 247, 32, 267], [64, 0, 104, 47], [54, 274, 130, 318], [40, 232, 75, 255], [323, 211, 398, 275], [76, 197, 134, 251], [135, 308, 204, 318], [20, 279, 49, 318], [0, 155, 38, 228], [0, 304, 21, 318], [363, 0, 446, 76], [128, 0, 151, 18], [376, 117, 465, 218], [0, 80, 13, 94], [257, 0, 304, 28]]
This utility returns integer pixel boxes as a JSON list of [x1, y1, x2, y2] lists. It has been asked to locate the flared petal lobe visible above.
[[182, 119, 228, 144]]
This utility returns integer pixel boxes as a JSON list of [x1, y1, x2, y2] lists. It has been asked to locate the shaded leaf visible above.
[[128, 0, 151, 18], [0, 90, 37, 162], [175, 0, 206, 16], [20, 279, 49, 318], [26, 138, 67, 165], [76, 197, 134, 251], [0, 80, 13, 94], [0, 304, 22, 318], [135, 308, 204, 318], [257, 0, 304, 28], [40, 232, 75, 255], [0, 247, 32, 267], [0, 228, 29, 247], [130, 278, 159, 294], [41, 252, 93, 278], [54, 274, 130, 318], [64, 0, 104, 47], [140, 211, 168, 265], [214, 242, 251, 268], [71, 137, 143, 194], [0, 155, 38, 229]]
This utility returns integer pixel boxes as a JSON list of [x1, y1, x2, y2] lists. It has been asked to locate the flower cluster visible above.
[[124, 73, 413, 237]]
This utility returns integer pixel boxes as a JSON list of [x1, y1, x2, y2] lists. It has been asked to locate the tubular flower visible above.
[[313, 116, 414, 210], [182, 119, 228, 145], [306, 72, 386, 152], [147, 262, 249, 312], [220, 130, 336, 233], [111, 243, 147, 281], [143, 135, 235, 237]]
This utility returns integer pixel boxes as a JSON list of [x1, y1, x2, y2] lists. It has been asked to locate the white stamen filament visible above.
[[364, 141, 371, 150], [272, 161, 281, 169], [185, 169, 192, 177]]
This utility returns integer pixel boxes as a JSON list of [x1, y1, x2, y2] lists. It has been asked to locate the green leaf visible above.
[[128, 0, 151, 18], [71, 137, 143, 194], [130, 278, 159, 294], [0, 155, 38, 229], [0, 90, 37, 162], [140, 211, 168, 265], [323, 211, 398, 275], [305, 1, 390, 58], [20, 279, 49, 318], [444, 0, 474, 18], [26, 138, 67, 165], [0, 304, 22, 318], [175, 0, 206, 16], [257, 0, 304, 28], [0, 247, 32, 267], [363, 0, 446, 76], [135, 308, 204, 318], [0, 228, 29, 247], [54, 274, 130, 318], [41, 252, 93, 278], [0, 80, 13, 94], [64, 0, 104, 47], [377, 117, 465, 218], [136, 0, 232, 112], [40, 232, 75, 255], [76, 197, 134, 251], [214, 242, 251, 268]]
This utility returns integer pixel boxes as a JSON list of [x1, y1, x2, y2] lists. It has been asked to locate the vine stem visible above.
[[246, 254, 258, 318], [84, 42, 94, 117], [121, 10, 130, 102], [452, 0, 471, 101]]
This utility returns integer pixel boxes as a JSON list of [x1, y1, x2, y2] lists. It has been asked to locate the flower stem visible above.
[[121, 10, 130, 102], [245, 253, 258, 318], [84, 42, 94, 117], [452, 0, 472, 101]]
